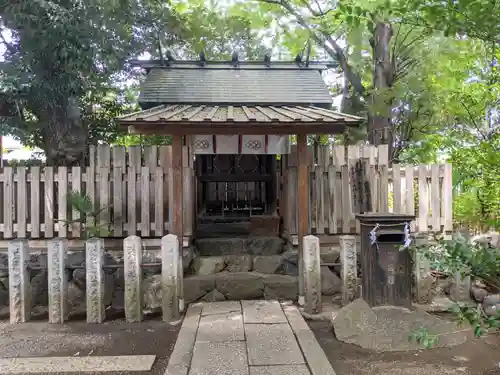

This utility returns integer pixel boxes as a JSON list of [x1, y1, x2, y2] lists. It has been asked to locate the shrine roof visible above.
[[116, 104, 363, 135], [133, 60, 334, 106]]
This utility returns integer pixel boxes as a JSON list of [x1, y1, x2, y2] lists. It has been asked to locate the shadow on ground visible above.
[[309, 320, 500, 375]]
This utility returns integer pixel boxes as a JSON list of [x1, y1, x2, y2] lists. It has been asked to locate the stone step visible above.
[[197, 216, 251, 225], [195, 237, 285, 256], [195, 222, 252, 239], [183, 272, 298, 303]]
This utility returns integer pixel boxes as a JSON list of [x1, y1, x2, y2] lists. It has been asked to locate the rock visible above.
[[0, 288, 8, 306], [200, 289, 226, 302], [142, 251, 162, 275], [253, 255, 283, 274], [281, 251, 298, 276], [320, 247, 341, 264], [484, 304, 500, 316], [484, 294, 500, 306], [31, 272, 49, 306], [0, 253, 8, 277], [215, 272, 264, 300], [72, 269, 86, 289], [471, 285, 488, 302], [67, 281, 86, 316], [183, 247, 195, 271], [104, 253, 119, 274], [321, 266, 342, 295], [192, 256, 226, 275], [332, 299, 378, 345], [333, 299, 470, 351], [111, 290, 125, 311], [225, 255, 252, 272], [0, 277, 8, 291], [67, 252, 85, 268], [143, 275, 162, 311], [263, 274, 298, 300], [184, 275, 216, 304], [196, 237, 284, 256], [416, 296, 455, 313], [433, 277, 452, 296]]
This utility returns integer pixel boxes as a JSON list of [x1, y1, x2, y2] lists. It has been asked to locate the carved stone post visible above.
[[162, 234, 180, 322], [340, 235, 357, 305], [413, 233, 433, 304], [303, 235, 322, 314], [48, 239, 68, 323], [8, 240, 31, 323], [450, 273, 472, 303], [85, 238, 105, 323], [124, 235, 143, 322]]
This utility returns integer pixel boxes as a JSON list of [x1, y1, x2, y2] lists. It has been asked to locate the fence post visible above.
[[8, 240, 31, 323], [178, 249, 184, 312], [162, 234, 180, 322], [48, 239, 68, 323], [124, 235, 143, 322], [413, 233, 433, 304], [303, 235, 322, 315], [86, 238, 105, 323], [339, 235, 357, 305]]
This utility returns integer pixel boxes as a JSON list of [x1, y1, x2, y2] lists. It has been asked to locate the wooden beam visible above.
[[171, 135, 184, 239], [297, 133, 309, 305]]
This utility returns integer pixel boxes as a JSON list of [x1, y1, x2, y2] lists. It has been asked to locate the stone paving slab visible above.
[[199, 301, 242, 316], [242, 300, 288, 324], [197, 312, 245, 342], [245, 323, 305, 366], [189, 341, 248, 375], [249, 365, 311, 375], [283, 304, 337, 375], [0, 355, 156, 373]]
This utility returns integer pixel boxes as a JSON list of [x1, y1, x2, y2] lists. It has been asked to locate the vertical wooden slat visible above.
[[88, 145, 96, 169], [314, 165, 325, 234], [442, 164, 453, 232], [171, 135, 184, 250], [127, 167, 137, 236], [57, 167, 68, 237], [30, 167, 41, 238], [333, 146, 344, 232], [418, 165, 428, 232], [129, 145, 142, 231], [71, 167, 81, 238], [392, 164, 402, 213], [431, 164, 441, 231], [86, 165, 95, 233], [183, 146, 193, 237], [113, 146, 126, 237], [327, 164, 337, 234], [44, 167, 54, 238], [113, 166, 123, 236], [17, 167, 27, 238], [285, 167, 298, 235], [99, 167, 109, 236], [97, 144, 111, 167], [404, 165, 415, 231], [347, 145, 359, 230], [155, 167, 164, 236], [297, 134, 309, 303], [141, 166, 150, 237]]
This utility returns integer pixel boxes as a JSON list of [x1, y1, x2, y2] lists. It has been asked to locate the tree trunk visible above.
[[368, 22, 395, 158], [40, 97, 88, 166]]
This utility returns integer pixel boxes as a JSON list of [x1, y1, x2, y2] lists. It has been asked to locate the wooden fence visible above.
[[0, 144, 453, 240], [282, 144, 453, 235], [0, 145, 195, 239]]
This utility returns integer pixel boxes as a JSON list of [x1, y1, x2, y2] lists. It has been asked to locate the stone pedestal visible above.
[[303, 235, 321, 315], [48, 239, 68, 323], [124, 235, 143, 322], [162, 234, 180, 322], [85, 238, 105, 323], [339, 235, 357, 305], [413, 234, 433, 304], [8, 240, 31, 323], [450, 273, 472, 302]]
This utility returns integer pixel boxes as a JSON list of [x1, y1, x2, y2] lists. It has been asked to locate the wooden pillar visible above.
[[297, 133, 309, 306], [171, 135, 184, 311]]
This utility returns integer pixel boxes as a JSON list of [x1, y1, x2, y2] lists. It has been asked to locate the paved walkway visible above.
[[164, 300, 336, 375]]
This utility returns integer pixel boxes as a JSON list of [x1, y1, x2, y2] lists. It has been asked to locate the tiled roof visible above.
[[138, 67, 334, 105], [117, 104, 363, 124]]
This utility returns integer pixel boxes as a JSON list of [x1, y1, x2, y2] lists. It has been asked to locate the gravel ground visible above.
[[0, 315, 181, 375], [309, 320, 500, 375]]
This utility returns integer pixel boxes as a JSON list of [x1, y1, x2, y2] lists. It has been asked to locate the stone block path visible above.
[[164, 300, 336, 375]]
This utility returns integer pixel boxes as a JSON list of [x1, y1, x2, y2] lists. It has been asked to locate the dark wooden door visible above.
[[196, 154, 276, 216]]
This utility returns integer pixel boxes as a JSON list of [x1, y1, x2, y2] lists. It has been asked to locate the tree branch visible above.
[[257, 0, 366, 96]]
